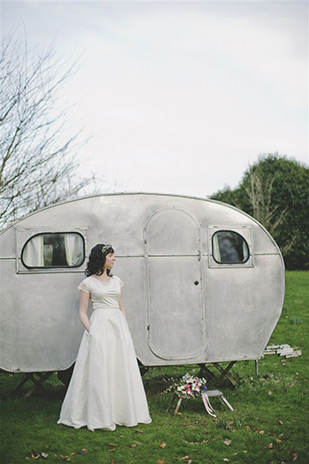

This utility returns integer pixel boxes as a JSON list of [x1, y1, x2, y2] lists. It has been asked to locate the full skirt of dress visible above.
[[57, 307, 151, 431]]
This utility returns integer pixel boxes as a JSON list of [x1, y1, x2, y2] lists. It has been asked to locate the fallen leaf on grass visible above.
[[135, 430, 143, 434], [292, 453, 298, 461], [159, 442, 166, 448], [76, 449, 88, 455], [109, 449, 116, 453], [276, 439, 283, 444], [224, 439, 231, 446], [259, 431, 265, 435], [157, 460, 166, 464], [31, 451, 48, 460], [278, 420, 283, 425], [61, 456, 71, 462], [111, 460, 116, 464], [108, 443, 118, 447], [130, 444, 137, 448], [244, 425, 251, 430], [268, 390, 273, 395], [223, 459, 229, 462], [265, 443, 273, 449], [225, 420, 234, 429]]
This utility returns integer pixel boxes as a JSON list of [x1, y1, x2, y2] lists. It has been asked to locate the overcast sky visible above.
[[1, 0, 308, 198]]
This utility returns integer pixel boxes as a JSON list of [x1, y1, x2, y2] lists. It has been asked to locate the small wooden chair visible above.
[[168, 389, 234, 415]]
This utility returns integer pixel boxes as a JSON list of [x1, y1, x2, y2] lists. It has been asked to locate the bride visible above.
[[57, 243, 152, 431]]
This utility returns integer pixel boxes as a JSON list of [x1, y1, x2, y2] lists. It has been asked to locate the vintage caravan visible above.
[[0, 193, 285, 377]]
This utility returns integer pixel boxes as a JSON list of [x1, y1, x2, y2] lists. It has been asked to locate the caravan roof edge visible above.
[[0, 192, 285, 265]]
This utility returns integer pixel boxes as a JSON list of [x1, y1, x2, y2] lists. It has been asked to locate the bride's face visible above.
[[104, 252, 116, 270]]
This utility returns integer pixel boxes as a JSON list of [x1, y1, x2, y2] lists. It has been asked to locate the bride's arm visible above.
[[119, 293, 126, 318], [79, 290, 91, 332]]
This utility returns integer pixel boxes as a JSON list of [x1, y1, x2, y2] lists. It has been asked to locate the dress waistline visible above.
[[93, 305, 120, 310]]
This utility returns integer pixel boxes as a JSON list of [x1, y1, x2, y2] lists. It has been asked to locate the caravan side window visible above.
[[21, 233, 85, 268], [212, 231, 249, 264]]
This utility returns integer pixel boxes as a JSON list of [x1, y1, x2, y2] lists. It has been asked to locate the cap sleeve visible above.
[[115, 275, 124, 288], [78, 279, 90, 294]]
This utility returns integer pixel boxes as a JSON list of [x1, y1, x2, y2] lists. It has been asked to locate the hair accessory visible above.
[[102, 244, 112, 253]]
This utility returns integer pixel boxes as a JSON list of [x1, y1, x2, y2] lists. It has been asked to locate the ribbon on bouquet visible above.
[[201, 392, 216, 417]]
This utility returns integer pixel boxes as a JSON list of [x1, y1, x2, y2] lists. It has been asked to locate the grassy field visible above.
[[0, 271, 308, 464]]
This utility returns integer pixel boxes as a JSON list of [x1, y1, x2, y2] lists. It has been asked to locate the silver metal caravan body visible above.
[[0, 193, 285, 373]]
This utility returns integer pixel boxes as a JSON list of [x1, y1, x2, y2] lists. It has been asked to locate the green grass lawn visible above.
[[1, 271, 308, 464]]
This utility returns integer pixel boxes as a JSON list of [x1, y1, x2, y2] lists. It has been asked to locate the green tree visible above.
[[210, 154, 309, 270]]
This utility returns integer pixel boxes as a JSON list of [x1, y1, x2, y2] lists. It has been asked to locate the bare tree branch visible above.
[[0, 33, 96, 229], [243, 169, 288, 237]]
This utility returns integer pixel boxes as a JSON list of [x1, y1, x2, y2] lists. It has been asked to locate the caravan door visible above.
[[145, 208, 205, 360]]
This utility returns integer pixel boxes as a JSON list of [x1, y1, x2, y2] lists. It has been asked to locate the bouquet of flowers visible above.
[[164, 373, 217, 417], [166, 373, 208, 399]]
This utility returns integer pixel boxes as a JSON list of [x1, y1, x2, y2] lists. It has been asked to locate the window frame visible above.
[[208, 226, 253, 269], [21, 231, 86, 270], [212, 229, 250, 265]]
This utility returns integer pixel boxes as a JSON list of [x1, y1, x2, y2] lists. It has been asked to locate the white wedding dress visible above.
[[57, 275, 151, 431]]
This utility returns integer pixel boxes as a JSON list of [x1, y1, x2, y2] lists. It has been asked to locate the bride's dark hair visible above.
[[85, 244, 114, 277]]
